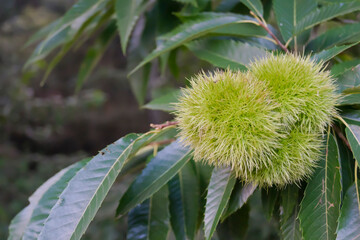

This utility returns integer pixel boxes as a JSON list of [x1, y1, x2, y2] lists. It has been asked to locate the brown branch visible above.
[[150, 121, 179, 130], [250, 11, 289, 53], [332, 124, 351, 150]]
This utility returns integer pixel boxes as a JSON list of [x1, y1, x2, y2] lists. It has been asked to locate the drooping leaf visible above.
[[75, 21, 117, 91], [37, 129, 173, 240], [311, 42, 359, 62], [336, 183, 360, 240], [281, 185, 299, 222], [115, 0, 149, 54], [299, 134, 341, 240], [117, 140, 192, 216], [24, 19, 62, 48], [129, 13, 256, 75], [143, 90, 181, 112], [25, 0, 108, 67], [168, 161, 200, 240], [261, 187, 279, 220], [127, 186, 170, 240], [345, 123, 360, 166], [273, 0, 316, 43], [7, 160, 88, 240], [280, 205, 302, 240], [204, 167, 236, 240], [186, 39, 267, 71], [295, 1, 360, 35], [307, 22, 360, 52], [240, 0, 263, 17], [222, 182, 257, 219]]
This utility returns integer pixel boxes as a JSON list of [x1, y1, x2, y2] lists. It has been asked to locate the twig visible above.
[[250, 11, 289, 53], [150, 121, 179, 130], [332, 124, 351, 150]]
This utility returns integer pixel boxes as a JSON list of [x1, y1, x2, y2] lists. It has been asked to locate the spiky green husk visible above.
[[175, 53, 338, 187], [249, 54, 337, 132], [175, 70, 283, 174], [246, 126, 323, 187]]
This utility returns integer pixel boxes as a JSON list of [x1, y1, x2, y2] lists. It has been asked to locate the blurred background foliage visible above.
[[0, 1, 175, 238]]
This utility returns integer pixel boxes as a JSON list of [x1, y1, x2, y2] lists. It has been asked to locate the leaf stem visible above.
[[250, 11, 289, 53], [332, 123, 351, 150], [355, 161, 360, 216], [150, 121, 179, 130]]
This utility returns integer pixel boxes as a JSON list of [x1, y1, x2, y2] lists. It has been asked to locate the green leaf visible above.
[[281, 185, 299, 222], [19, 159, 89, 240], [143, 90, 181, 112], [240, 0, 263, 17], [339, 94, 360, 105], [345, 124, 360, 166], [24, 19, 62, 48], [36, 129, 172, 240], [127, 186, 170, 240], [280, 206, 302, 240], [168, 161, 200, 240], [7, 160, 88, 240], [26, 0, 108, 67], [341, 110, 360, 126], [295, 1, 360, 35], [117, 140, 193, 216], [299, 134, 341, 240], [186, 39, 267, 71], [222, 182, 257, 219], [307, 22, 360, 52], [129, 13, 255, 75], [331, 60, 360, 77], [311, 42, 359, 62], [273, 0, 316, 43], [334, 134, 353, 200], [336, 183, 360, 240], [204, 167, 236, 240], [261, 187, 279, 220], [217, 204, 250, 240], [75, 21, 117, 91], [336, 65, 360, 94], [211, 23, 267, 37], [116, 0, 149, 54]]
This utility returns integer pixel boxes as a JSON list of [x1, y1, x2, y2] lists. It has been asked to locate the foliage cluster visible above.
[[7, 0, 360, 240]]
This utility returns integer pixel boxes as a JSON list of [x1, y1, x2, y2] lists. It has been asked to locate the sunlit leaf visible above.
[[36, 129, 172, 240]]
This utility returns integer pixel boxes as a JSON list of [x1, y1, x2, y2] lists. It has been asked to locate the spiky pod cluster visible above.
[[175, 54, 338, 187]]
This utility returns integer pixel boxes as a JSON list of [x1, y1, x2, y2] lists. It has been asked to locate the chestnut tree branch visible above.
[[250, 11, 289, 53]]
